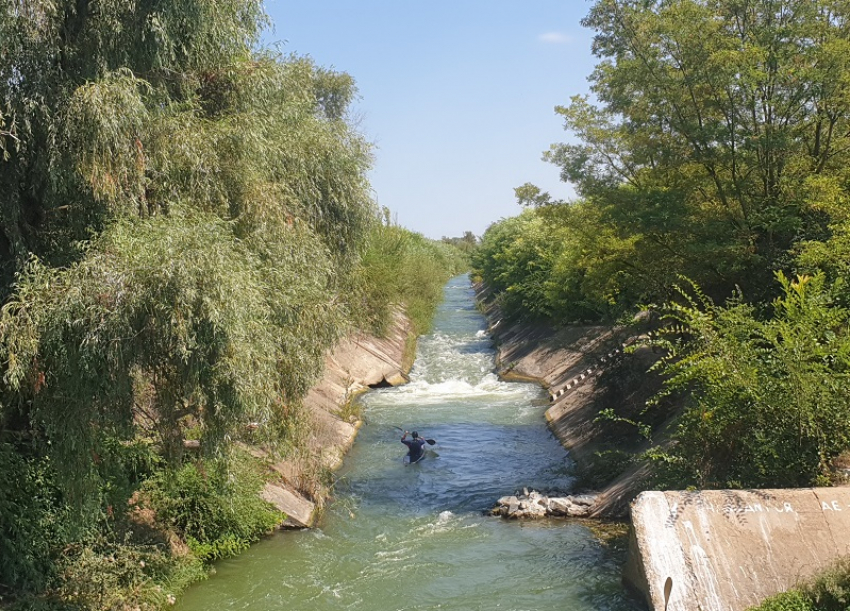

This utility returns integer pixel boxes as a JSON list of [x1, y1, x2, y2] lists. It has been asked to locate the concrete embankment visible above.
[[478, 285, 657, 518], [478, 286, 850, 610], [258, 310, 413, 527], [626, 488, 850, 611]]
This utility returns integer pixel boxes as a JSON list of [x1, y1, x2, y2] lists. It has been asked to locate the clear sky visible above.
[[262, 1, 599, 240]]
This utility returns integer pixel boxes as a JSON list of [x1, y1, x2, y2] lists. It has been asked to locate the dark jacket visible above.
[[401, 436, 426, 462]]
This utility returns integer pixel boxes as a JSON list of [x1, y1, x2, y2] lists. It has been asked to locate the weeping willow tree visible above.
[[1, 0, 376, 448], [0, 1, 385, 600]]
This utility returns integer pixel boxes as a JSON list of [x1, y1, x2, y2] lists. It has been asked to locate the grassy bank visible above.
[[0, 228, 466, 611]]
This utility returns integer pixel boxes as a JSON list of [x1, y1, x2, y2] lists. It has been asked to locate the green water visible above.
[[175, 275, 643, 611]]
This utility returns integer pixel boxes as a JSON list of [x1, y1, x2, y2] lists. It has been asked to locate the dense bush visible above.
[[471, 202, 646, 324], [143, 452, 284, 562], [54, 534, 204, 611], [647, 273, 850, 489], [0, 442, 68, 595]]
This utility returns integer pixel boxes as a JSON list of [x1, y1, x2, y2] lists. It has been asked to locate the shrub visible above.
[[749, 558, 850, 611], [0, 442, 68, 594], [55, 534, 204, 611], [750, 590, 813, 611], [143, 452, 284, 563], [649, 273, 850, 489]]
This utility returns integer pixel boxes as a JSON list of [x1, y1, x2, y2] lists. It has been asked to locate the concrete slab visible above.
[[626, 488, 850, 611], [261, 483, 316, 528]]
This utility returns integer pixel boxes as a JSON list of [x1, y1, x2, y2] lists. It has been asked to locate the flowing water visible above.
[[176, 275, 643, 611]]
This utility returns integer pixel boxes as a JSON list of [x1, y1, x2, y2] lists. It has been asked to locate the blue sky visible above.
[[262, 1, 599, 240]]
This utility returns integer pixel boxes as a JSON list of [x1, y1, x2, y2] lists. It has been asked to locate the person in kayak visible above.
[[401, 430, 426, 463]]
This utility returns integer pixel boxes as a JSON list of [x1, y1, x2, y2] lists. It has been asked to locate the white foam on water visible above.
[[361, 330, 522, 407], [373, 549, 411, 561], [410, 511, 481, 538], [364, 373, 537, 406]]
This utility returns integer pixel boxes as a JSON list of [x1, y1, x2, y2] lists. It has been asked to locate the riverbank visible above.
[[256, 309, 415, 527], [475, 283, 664, 519]]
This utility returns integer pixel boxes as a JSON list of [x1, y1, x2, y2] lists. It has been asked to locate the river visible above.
[[175, 275, 643, 611]]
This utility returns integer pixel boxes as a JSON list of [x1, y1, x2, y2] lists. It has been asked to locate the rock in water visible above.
[[490, 489, 599, 519]]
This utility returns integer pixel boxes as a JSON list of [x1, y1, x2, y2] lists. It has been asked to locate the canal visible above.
[[175, 275, 642, 611]]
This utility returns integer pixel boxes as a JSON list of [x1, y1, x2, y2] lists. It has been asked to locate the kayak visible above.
[[404, 447, 439, 464]]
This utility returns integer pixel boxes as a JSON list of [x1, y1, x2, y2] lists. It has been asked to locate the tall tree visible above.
[[548, 0, 850, 303], [0, 0, 376, 514]]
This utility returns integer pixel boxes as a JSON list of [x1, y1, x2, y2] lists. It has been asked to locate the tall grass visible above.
[[358, 222, 468, 336]]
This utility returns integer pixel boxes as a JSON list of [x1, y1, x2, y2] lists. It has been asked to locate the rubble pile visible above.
[[490, 488, 598, 519]]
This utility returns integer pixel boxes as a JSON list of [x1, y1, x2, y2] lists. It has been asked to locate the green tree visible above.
[[472, 202, 638, 324], [0, 0, 377, 478], [544, 0, 850, 305], [441, 231, 478, 256], [0, 4, 383, 601], [0, 2, 373, 295]]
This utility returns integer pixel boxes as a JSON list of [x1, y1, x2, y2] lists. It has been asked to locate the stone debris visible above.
[[491, 490, 598, 519]]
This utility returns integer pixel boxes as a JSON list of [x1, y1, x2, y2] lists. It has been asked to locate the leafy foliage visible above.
[[0, 441, 70, 594], [476, 1, 850, 603], [647, 273, 850, 489], [143, 452, 284, 563], [55, 532, 204, 611], [551, 0, 848, 303], [476, 0, 850, 497], [0, 210, 343, 505], [471, 203, 638, 323], [0, 0, 376, 496], [482, 0, 850, 326], [0, 1, 465, 609]]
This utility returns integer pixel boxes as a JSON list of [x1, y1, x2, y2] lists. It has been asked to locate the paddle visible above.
[[663, 576, 673, 611], [393, 425, 437, 445]]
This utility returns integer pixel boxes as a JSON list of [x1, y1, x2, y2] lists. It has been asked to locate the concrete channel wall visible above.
[[480, 294, 649, 518], [625, 488, 850, 611], [259, 310, 413, 527]]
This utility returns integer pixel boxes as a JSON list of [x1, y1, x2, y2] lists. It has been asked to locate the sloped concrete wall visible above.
[[261, 310, 413, 527], [626, 488, 850, 611], [478, 286, 652, 518]]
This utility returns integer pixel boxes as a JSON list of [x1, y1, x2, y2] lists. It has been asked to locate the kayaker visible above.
[[401, 430, 426, 463]]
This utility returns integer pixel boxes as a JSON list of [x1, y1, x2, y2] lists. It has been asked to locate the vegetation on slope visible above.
[[0, 2, 466, 609], [748, 557, 850, 611]]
